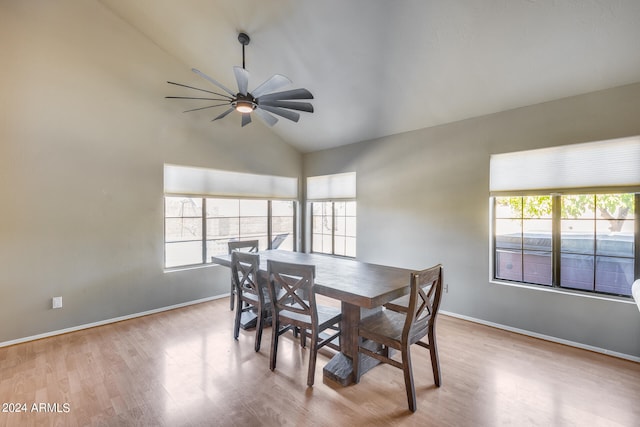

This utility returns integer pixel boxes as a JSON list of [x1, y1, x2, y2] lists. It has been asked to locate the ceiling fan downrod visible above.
[[238, 32, 250, 70]]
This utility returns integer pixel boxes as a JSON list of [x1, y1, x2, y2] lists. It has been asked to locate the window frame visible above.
[[490, 191, 639, 299], [164, 195, 297, 269]]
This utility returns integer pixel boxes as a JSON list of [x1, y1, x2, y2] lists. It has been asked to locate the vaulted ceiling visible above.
[[100, 0, 640, 153]]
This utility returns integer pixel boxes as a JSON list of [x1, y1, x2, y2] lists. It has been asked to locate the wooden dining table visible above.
[[211, 249, 414, 386]]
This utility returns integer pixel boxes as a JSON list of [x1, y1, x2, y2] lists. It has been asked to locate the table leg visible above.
[[322, 302, 384, 386]]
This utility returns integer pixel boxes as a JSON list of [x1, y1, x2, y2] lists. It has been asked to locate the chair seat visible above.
[[358, 310, 406, 350], [241, 287, 271, 305], [279, 304, 341, 328]]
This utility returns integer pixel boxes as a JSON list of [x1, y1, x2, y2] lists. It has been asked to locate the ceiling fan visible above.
[[166, 32, 314, 127]]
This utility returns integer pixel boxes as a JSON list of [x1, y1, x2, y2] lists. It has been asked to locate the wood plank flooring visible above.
[[1, 298, 639, 426]]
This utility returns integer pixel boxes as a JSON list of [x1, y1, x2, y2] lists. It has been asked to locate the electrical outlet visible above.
[[52, 296, 63, 309], [444, 283, 449, 293]]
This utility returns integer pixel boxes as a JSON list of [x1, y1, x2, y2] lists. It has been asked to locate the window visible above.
[[490, 136, 640, 298], [307, 172, 357, 258], [493, 194, 637, 296], [165, 197, 296, 268], [163, 165, 299, 269], [311, 201, 356, 257]]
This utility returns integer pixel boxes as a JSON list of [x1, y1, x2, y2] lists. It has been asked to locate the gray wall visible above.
[[304, 83, 640, 358], [0, 1, 301, 343]]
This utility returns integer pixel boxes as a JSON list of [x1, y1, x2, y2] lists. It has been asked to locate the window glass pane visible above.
[[495, 250, 522, 282], [334, 236, 346, 256], [495, 219, 522, 250], [561, 220, 594, 254], [272, 216, 293, 234], [322, 201, 332, 216], [240, 199, 268, 216], [334, 215, 346, 237], [523, 251, 552, 286], [271, 200, 294, 250], [165, 241, 202, 268], [596, 193, 635, 220], [206, 239, 231, 258], [312, 216, 323, 233], [345, 237, 356, 257], [312, 234, 323, 253], [345, 217, 356, 237], [523, 195, 552, 219], [322, 235, 333, 253], [272, 200, 294, 216], [523, 219, 552, 251], [206, 198, 238, 217], [206, 218, 239, 240], [165, 197, 202, 217], [562, 195, 595, 219], [595, 256, 634, 296], [560, 254, 594, 291], [346, 201, 357, 216], [165, 218, 202, 242], [495, 197, 522, 218], [596, 220, 634, 257], [239, 217, 268, 238]]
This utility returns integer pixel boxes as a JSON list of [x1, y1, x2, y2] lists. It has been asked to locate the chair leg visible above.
[[233, 297, 242, 340], [352, 349, 360, 384], [300, 328, 307, 348], [229, 283, 235, 310], [254, 306, 264, 352], [428, 327, 441, 387], [402, 347, 417, 412], [307, 331, 317, 386], [270, 318, 280, 372]]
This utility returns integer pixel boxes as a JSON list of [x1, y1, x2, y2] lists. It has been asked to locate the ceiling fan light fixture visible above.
[[234, 98, 255, 113]]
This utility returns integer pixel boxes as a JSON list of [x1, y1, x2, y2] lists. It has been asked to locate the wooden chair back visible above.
[[228, 240, 259, 254], [226, 240, 260, 309], [267, 260, 316, 322], [404, 264, 443, 345], [231, 251, 260, 298]]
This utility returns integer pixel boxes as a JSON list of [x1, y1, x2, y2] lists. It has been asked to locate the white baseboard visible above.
[[440, 310, 640, 363], [0, 295, 227, 348]]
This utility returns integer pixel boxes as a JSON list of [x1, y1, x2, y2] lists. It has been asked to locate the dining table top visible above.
[[211, 250, 414, 309]]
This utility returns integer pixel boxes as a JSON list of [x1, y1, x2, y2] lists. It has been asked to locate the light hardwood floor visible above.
[[1, 298, 639, 427]]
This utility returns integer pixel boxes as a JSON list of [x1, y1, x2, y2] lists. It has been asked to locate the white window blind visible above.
[[164, 164, 298, 199], [306, 172, 356, 200], [490, 136, 640, 194]]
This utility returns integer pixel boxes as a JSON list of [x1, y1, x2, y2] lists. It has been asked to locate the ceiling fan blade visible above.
[[183, 102, 231, 113], [251, 74, 292, 98], [241, 113, 252, 127], [233, 66, 249, 95], [167, 81, 233, 99], [192, 68, 236, 97], [257, 88, 314, 102], [212, 107, 235, 121], [258, 100, 314, 113], [166, 96, 231, 102], [258, 105, 300, 122], [253, 108, 278, 127]]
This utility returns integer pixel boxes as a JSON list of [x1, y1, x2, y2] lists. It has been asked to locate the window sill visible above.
[[489, 279, 635, 304], [163, 263, 220, 273]]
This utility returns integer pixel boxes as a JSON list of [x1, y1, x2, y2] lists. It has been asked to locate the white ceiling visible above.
[[100, 0, 640, 153]]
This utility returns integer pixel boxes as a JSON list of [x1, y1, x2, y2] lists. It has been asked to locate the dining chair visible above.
[[353, 264, 443, 412], [267, 260, 342, 386], [227, 240, 259, 310], [230, 251, 270, 352]]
